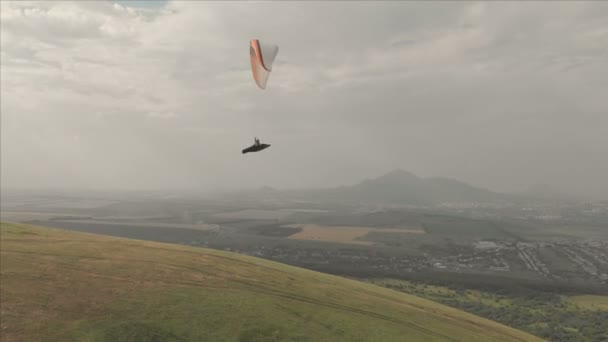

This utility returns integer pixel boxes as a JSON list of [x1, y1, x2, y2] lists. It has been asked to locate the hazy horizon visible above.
[[2, 1, 607, 199]]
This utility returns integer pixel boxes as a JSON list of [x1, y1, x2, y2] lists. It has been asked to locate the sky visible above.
[[1, 1, 607, 198]]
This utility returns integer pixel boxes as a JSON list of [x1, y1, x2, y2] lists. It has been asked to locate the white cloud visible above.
[[1, 1, 607, 198]]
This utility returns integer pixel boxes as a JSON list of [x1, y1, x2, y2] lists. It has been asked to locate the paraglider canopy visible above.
[[250, 39, 278, 89]]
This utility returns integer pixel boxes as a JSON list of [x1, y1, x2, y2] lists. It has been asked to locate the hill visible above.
[[297, 169, 508, 205], [228, 169, 509, 206], [0, 222, 542, 342]]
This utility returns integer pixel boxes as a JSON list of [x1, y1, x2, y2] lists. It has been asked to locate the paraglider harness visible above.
[[242, 137, 270, 154]]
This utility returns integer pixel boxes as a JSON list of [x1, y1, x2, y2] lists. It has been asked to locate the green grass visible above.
[[367, 278, 608, 342], [0, 222, 542, 342], [369, 279, 514, 308], [566, 295, 608, 311]]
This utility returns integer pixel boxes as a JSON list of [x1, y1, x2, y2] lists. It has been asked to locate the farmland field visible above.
[[0, 211, 78, 222], [567, 295, 608, 311], [287, 224, 425, 245], [212, 209, 295, 220]]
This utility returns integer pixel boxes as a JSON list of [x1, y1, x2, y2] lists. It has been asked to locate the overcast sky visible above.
[[1, 1, 607, 198]]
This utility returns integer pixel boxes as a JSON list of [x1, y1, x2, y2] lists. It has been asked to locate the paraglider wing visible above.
[[250, 39, 278, 89], [244, 39, 277, 154]]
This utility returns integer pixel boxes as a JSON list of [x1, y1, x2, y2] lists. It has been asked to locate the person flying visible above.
[[242, 137, 270, 154]]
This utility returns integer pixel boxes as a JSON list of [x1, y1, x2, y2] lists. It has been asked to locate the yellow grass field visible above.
[[0, 222, 542, 342], [567, 295, 608, 311], [213, 209, 294, 220], [287, 224, 425, 245]]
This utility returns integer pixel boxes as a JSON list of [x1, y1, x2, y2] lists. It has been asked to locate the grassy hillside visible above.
[[0, 222, 542, 342]]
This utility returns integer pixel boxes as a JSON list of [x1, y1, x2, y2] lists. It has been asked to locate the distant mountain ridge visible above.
[[229, 169, 511, 205], [301, 169, 507, 205]]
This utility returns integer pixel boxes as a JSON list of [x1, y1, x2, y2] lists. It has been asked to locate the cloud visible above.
[[1, 1, 607, 198]]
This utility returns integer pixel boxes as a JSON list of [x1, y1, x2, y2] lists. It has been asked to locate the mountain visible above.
[[302, 169, 507, 205], [0, 222, 541, 342]]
